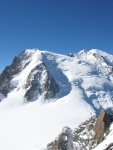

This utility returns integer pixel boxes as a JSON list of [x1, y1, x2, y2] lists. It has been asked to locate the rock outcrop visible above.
[[93, 53, 113, 75], [24, 62, 59, 101], [0, 50, 31, 97], [46, 116, 97, 150], [47, 127, 74, 150], [67, 53, 74, 57], [46, 111, 113, 150], [73, 116, 97, 150], [0, 50, 59, 101], [94, 109, 110, 144]]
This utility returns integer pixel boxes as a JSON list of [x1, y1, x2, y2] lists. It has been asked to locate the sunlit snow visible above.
[[0, 49, 113, 150]]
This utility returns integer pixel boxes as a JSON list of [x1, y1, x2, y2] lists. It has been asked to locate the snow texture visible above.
[[0, 48, 113, 150]]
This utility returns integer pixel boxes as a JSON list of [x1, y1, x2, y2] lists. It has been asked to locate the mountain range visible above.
[[0, 49, 113, 150]]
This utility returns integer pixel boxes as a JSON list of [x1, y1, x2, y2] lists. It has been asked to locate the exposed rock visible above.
[[103, 143, 113, 150], [0, 50, 59, 102], [24, 62, 59, 101], [68, 53, 74, 57], [47, 126, 74, 150], [93, 53, 113, 75], [46, 116, 97, 150], [94, 109, 110, 144], [0, 93, 5, 102], [73, 116, 97, 150], [46, 112, 113, 150], [0, 50, 32, 97]]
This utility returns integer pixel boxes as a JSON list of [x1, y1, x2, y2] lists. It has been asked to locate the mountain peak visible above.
[[0, 48, 113, 110], [0, 48, 113, 150]]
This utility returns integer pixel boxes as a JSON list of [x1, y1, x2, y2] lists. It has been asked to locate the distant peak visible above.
[[78, 49, 88, 54], [77, 49, 106, 57], [19, 48, 44, 59], [88, 49, 100, 55], [79, 49, 87, 52]]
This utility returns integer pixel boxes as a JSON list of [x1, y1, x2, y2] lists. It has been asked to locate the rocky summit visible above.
[[0, 50, 59, 101]]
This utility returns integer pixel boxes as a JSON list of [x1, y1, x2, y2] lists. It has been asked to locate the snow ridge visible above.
[[0, 48, 113, 150]]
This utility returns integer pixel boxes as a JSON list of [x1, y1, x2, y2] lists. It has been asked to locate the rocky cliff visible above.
[[46, 109, 113, 150], [0, 49, 59, 101]]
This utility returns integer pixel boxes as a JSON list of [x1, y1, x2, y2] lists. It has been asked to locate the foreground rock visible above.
[[94, 109, 110, 144], [47, 127, 73, 150], [73, 116, 97, 149], [46, 109, 113, 150], [46, 116, 97, 150]]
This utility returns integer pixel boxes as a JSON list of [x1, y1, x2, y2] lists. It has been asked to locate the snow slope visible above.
[[0, 49, 113, 150]]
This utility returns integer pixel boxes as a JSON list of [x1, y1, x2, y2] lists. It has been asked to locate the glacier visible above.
[[0, 48, 113, 149]]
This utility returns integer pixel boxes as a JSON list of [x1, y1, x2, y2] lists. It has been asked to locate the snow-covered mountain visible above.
[[0, 48, 113, 150]]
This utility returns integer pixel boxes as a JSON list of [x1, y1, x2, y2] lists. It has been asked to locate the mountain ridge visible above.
[[1, 48, 113, 110], [0, 48, 113, 150]]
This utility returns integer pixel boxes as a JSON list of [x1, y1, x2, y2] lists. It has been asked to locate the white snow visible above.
[[0, 48, 113, 150], [0, 95, 93, 150]]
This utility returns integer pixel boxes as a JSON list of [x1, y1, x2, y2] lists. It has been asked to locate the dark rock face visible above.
[[0, 50, 31, 97], [24, 62, 59, 101], [94, 109, 110, 144], [67, 53, 74, 57], [47, 127, 74, 150], [0, 51, 34, 97], [0, 93, 5, 102], [0, 50, 59, 101]]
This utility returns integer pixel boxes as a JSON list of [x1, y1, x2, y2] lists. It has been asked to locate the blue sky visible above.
[[0, 0, 113, 72]]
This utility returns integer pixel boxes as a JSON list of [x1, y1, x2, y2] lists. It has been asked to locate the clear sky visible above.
[[0, 0, 113, 72]]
